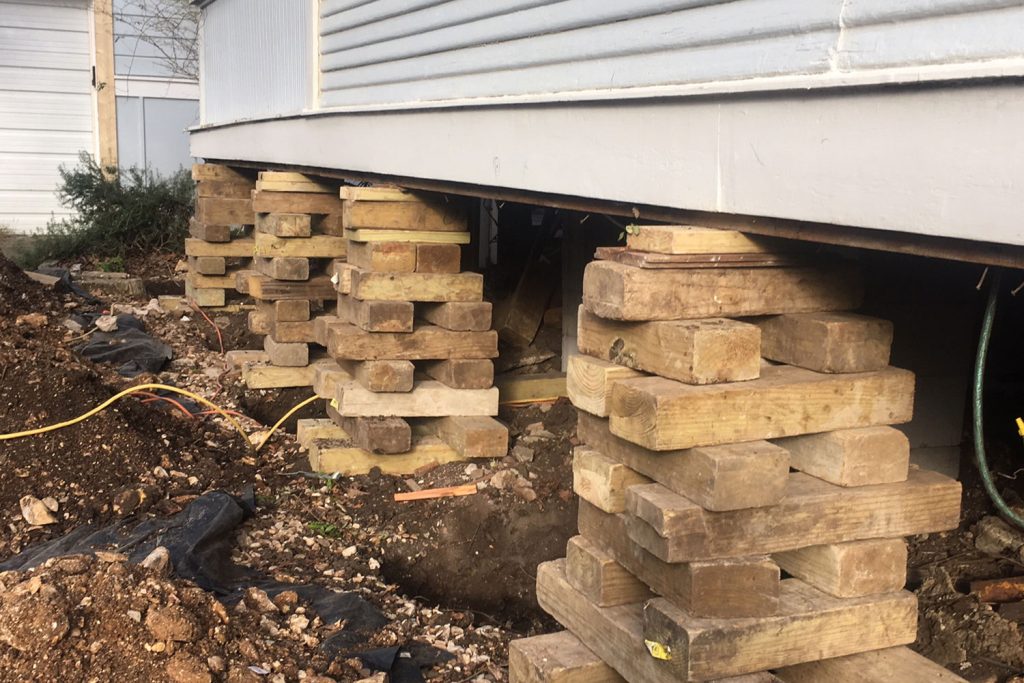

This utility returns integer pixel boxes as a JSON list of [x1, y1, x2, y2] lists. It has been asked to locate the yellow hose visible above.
[[253, 394, 321, 452]]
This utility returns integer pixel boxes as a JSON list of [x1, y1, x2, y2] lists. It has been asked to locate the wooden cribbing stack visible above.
[[185, 163, 256, 307], [513, 225, 965, 682], [299, 186, 509, 474]]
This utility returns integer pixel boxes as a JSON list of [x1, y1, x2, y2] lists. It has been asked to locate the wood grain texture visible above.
[[248, 275, 335, 302], [421, 359, 495, 389], [350, 268, 483, 302], [255, 212, 313, 237], [324, 321, 498, 360], [572, 446, 651, 514], [344, 228, 471, 244], [254, 233, 347, 258], [346, 240, 417, 272], [197, 197, 253, 225], [342, 198, 467, 231], [567, 354, 643, 417], [773, 539, 908, 598], [185, 237, 254, 258], [327, 404, 412, 454], [309, 435, 467, 475], [251, 190, 343, 215], [758, 312, 894, 373], [337, 293, 414, 332], [339, 359, 415, 393], [335, 380, 499, 417], [418, 301, 493, 331], [566, 535, 652, 607], [508, 630, 625, 683], [419, 415, 508, 458], [254, 256, 310, 281], [416, 243, 462, 273], [774, 646, 969, 682], [263, 335, 308, 367], [773, 426, 910, 487], [626, 225, 778, 255]]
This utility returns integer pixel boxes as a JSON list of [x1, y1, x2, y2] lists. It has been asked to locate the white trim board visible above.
[[191, 80, 1024, 247]]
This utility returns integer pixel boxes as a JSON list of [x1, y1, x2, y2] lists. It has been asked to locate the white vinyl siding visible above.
[[0, 0, 94, 233]]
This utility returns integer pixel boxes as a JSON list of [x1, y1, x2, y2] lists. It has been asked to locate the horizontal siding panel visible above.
[[0, 65, 90, 94], [842, 0, 1021, 26], [0, 92, 93, 132], [0, 191, 73, 215], [0, 129, 92, 154], [320, 0, 448, 33], [0, 154, 82, 191], [0, 26, 90, 54], [320, 0, 375, 19], [0, 46, 91, 70], [0, 1, 87, 31]]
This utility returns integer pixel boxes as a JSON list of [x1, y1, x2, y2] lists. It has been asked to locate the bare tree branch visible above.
[[114, 0, 200, 81]]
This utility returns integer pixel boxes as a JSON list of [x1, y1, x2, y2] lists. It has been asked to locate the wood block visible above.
[[224, 349, 269, 369], [508, 631, 625, 683], [334, 380, 499, 417], [248, 275, 335, 301], [567, 355, 643, 417], [340, 186, 415, 202], [418, 416, 508, 458], [308, 434, 468, 475], [257, 172, 335, 194], [196, 180, 255, 199], [333, 261, 355, 294], [535, 560, 781, 683], [342, 197, 466, 231], [313, 361, 352, 399], [339, 359, 415, 393], [609, 364, 915, 451], [572, 446, 651, 514], [415, 243, 461, 273], [242, 359, 334, 389], [626, 225, 777, 255], [773, 539, 908, 598], [325, 322, 498, 360], [623, 469, 961, 563], [494, 254, 558, 347], [192, 163, 249, 183], [579, 501, 781, 618], [196, 197, 252, 225], [595, 246, 801, 269], [495, 372, 567, 403], [337, 294, 414, 333], [344, 228, 471, 244], [758, 312, 894, 373], [269, 319, 317, 344], [577, 307, 761, 384], [185, 281, 224, 307], [296, 418, 346, 450], [188, 256, 226, 275], [641, 579, 917, 680], [185, 237, 254, 258], [327, 404, 412, 455], [349, 268, 483, 302], [275, 299, 311, 322], [420, 359, 494, 389], [346, 240, 416, 273], [418, 301, 492, 331], [187, 272, 236, 289], [773, 426, 910, 487], [188, 219, 231, 243], [251, 190, 343, 215], [264, 335, 308, 367], [774, 646, 969, 682], [255, 212, 313, 237], [577, 412, 790, 511], [254, 256, 310, 281], [254, 233, 346, 258], [566, 535, 652, 607], [248, 308, 272, 335], [582, 261, 863, 321]]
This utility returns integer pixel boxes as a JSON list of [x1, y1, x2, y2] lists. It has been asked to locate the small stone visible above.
[[19, 496, 57, 526], [243, 588, 279, 614], [127, 610, 142, 623], [207, 656, 226, 673], [153, 467, 169, 479], [41, 497, 59, 513], [513, 486, 538, 503], [140, 546, 172, 576], [342, 546, 357, 558], [272, 591, 298, 613], [368, 558, 380, 571], [152, 641, 167, 653], [355, 673, 388, 683], [89, 641, 102, 654], [166, 653, 212, 683], [463, 464, 478, 476], [95, 315, 119, 332], [145, 606, 199, 642], [288, 614, 309, 633], [524, 421, 544, 435], [174, 259, 190, 273], [15, 313, 47, 329], [95, 551, 127, 563], [489, 470, 516, 490], [511, 444, 535, 464]]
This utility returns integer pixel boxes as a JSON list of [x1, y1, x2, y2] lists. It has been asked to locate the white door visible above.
[[0, 0, 94, 233]]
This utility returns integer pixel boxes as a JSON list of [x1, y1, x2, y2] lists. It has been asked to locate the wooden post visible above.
[[93, 0, 118, 171]]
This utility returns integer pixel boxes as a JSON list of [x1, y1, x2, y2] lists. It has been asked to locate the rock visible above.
[[511, 444, 535, 463], [355, 673, 388, 683], [95, 315, 119, 332], [288, 614, 309, 633], [975, 516, 1024, 557], [41, 497, 58, 512], [207, 656, 226, 673], [140, 546, 172, 576], [0, 584, 70, 652], [368, 558, 381, 571], [63, 318, 84, 333], [513, 485, 538, 503], [342, 546, 357, 558], [272, 590, 299, 613], [95, 551, 127, 563], [243, 587, 278, 614], [489, 470, 516, 490], [127, 609, 142, 623], [175, 259, 190, 273], [15, 313, 47, 329], [145, 605, 199, 642], [112, 488, 146, 516], [166, 653, 213, 683], [19, 495, 57, 526]]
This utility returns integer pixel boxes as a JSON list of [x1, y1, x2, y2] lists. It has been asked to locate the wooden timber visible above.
[[344, 228, 471, 244], [566, 535, 652, 607], [594, 246, 802, 269], [572, 446, 651, 514], [185, 237, 254, 258], [324, 321, 498, 360], [773, 539, 908, 598], [248, 275, 335, 301], [253, 233, 346, 258], [625, 225, 780, 255], [349, 268, 483, 303], [417, 415, 508, 458], [420, 359, 495, 389], [757, 312, 894, 373], [418, 301, 493, 331], [773, 427, 910, 487], [251, 190, 343, 215], [338, 359, 415, 393], [774, 646, 969, 682], [334, 380, 499, 417], [508, 631, 625, 683], [308, 434, 469, 475], [337, 294, 414, 333], [567, 355, 644, 418], [255, 213, 313, 237]]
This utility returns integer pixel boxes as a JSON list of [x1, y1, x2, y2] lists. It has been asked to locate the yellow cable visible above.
[[0, 383, 253, 452], [254, 394, 321, 452]]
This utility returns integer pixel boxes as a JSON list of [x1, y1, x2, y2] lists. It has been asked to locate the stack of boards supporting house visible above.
[[289, 186, 509, 475], [185, 164, 256, 307], [510, 225, 966, 682]]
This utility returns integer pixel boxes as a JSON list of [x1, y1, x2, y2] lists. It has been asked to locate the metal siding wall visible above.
[[201, 0, 313, 125], [117, 95, 198, 175]]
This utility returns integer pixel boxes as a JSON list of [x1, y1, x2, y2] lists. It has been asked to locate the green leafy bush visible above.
[[22, 153, 193, 267]]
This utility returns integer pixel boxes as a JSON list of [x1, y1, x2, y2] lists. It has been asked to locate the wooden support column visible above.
[[93, 0, 118, 170]]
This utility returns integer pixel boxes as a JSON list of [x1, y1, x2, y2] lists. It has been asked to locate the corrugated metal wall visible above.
[[201, 0, 314, 125], [318, 0, 1024, 109]]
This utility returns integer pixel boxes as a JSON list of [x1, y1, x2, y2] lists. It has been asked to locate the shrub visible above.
[[22, 153, 193, 267]]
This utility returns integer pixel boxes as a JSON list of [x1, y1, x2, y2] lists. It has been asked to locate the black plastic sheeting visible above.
[[73, 314, 172, 377], [0, 490, 447, 681]]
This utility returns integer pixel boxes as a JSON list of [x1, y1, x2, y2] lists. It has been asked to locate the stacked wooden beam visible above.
[[186, 163, 256, 307], [513, 225, 963, 682], [306, 187, 509, 474], [239, 172, 346, 388]]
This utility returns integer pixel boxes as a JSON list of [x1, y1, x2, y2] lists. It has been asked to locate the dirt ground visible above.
[[3, 251, 1024, 681]]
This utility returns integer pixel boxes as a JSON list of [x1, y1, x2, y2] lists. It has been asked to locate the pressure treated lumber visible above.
[[421, 359, 494, 389], [342, 198, 467, 231], [184, 237, 255, 258], [566, 535, 652, 607], [254, 233, 347, 258], [248, 275, 335, 301], [582, 260, 863, 321], [309, 435, 467, 475], [337, 294, 414, 332], [508, 631, 625, 683], [346, 240, 416, 272], [251, 190, 343, 215], [567, 355, 643, 418], [641, 579, 917, 680], [254, 256, 309, 281], [187, 272, 237, 289], [626, 225, 778, 255], [595, 246, 801, 269], [418, 301, 492, 331], [572, 447, 651, 514], [188, 220, 231, 243], [196, 197, 252, 225], [578, 501, 781, 618], [274, 299, 311, 322], [773, 539, 908, 598], [242, 358, 335, 389], [416, 243, 462, 273], [313, 361, 352, 399], [535, 561, 780, 683], [577, 412, 790, 511], [340, 186, 414, 202], [296, 418, 346, 450], [344, 228, 471, 244], [195, 181, 253, 199], [349, 268, 483, 302], [338, 359, 415, 393], [577, 307, 760, 384], [192, 163, 250, 183], [773, 426, 910, 487], [758, 312, 894, 373], [327, 405, 412, 455], [495, 373, 567, 403], [335, 380, 499, 417], [189, 256, 226, 275], [255, 213, 312, 237], [269, 319, 317, 344], [324, 322, 498, 361], [184, 282, 224, 307], [256, 172, 335, 194], [263, 335, 308, 367], [247, 308, 271, 335], [774, 646, 969, 682], [418, 416, 508, 458], [623, 468, 961, 562], [609, 364, 915, 451]]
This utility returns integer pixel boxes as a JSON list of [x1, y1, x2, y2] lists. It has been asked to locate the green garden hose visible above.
[[972, 269, 1024, 528]]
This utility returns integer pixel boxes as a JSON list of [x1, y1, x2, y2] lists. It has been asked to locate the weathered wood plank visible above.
[[496, 372, 567, 403], [773, 539, 908, 598], [338, 359, 415, 393], [594, 246, 801, 269], [251, 190, 343, 215], [188, 256, 226, 275], [346, 240, 416, 272], [609, 364, 915, 451], [254, 255, 310, 281], [185, 237, 254, 258], [757, 312, 893, 373], [312, 361, 352, 399], [327, 404, 411, 455], [421, 359, 495, 389], [255, 212, 313, 237], [188, 219, 231, 243], [342, 197, 467, 231], [196, 197, 253, 225], [624, 469, 961, 563], [263, 335, 308, 367], [350, 268, 483, 303], [774, 646, 969, 682], [508, 631, 625, 683], [418, 301, 493, 331], [577, 307, 761, 384], [337, 294, 414, 333], [192, 163, 250, 183], [418, 415, 508, 458], [242, 358, 336, 389], [309, 435, 467, 475], [566, 535, 652, 607], [567, 355, 643, 418], [583, 261, 862, 321], [416, 243, 462, 273], [572, 446, 651, 514], [248, 275, 335, 301], [626, 225, 779, 255], [344, 228, 471, 244], [335, 380, 499, 417], [773, 427, 910, 487], [325, 321, 498, 361], [269, 319, 317, 344], [254, 233, 347, 258], [274, 299, 311, 322]]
